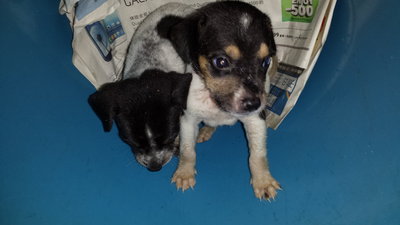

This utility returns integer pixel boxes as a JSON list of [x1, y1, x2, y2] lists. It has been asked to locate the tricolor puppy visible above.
[[88, 70, 192, 172], [158, 2, 281, 200]]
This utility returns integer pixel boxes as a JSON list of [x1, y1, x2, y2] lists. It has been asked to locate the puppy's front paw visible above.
[[172, 167, 196, 191], [251, 174, 281, 201]]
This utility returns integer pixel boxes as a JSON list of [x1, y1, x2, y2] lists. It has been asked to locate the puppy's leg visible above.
[[172, 114, 198, 191], [242, 115, 281, 200], [197, 125, 216, 143]]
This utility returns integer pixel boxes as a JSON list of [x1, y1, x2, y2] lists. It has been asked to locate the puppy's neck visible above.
[[189, 72, 217, 107]]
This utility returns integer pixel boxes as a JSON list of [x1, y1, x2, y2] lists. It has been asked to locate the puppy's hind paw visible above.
[[197, 126, 216, 143], [171, 168, 197, 191], [251, 175, 282, 201]]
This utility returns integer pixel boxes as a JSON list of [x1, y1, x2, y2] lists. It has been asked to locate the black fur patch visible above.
[[88, 70, 192, 153]]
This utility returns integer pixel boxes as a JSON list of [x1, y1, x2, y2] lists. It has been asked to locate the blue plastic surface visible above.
[[1, 1, 399, 225]]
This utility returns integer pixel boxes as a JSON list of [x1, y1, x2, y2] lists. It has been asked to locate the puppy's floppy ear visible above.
[[267, 33, 277, 56], [157, 15, 198, 64], [169, 72, 193, 109], [88, 85, 120, 132], [157, 15, 183, 39]]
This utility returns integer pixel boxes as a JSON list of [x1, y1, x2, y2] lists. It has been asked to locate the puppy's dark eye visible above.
[[212, 56, 230, 69], [262, 57, 271, 69]]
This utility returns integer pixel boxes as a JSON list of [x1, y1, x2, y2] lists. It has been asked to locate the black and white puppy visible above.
[[88, 70, 192, 172], [158, 2, 281, 200], [88, 3, 194, 172]]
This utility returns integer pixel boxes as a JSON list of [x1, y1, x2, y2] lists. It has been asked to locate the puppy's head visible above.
[[159, 2, 276, 115], [88, 70, 192, 172]]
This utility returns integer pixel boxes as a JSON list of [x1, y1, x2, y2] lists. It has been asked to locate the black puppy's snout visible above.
[[147, 162, 162, 172], [242, 97, 261, 112]]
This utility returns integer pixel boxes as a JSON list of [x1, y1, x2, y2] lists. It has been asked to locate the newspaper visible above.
[[60, 0, 337, 129]]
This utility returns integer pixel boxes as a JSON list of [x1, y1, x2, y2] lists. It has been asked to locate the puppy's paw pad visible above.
[[251, 175, 281, 201], [172, 169, 196, 191]]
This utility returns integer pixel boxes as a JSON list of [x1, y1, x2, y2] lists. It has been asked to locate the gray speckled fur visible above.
[[123, 3, 195, 79]]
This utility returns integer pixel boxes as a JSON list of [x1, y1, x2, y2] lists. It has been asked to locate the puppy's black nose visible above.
[[147, 163, 162, 172], [242, 97, 261, 112]]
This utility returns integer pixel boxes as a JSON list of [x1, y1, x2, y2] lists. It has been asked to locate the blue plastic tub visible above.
[[0, 1, 399, 224]]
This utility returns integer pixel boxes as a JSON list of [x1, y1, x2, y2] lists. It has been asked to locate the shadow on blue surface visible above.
[[0, 1, 399, 225]]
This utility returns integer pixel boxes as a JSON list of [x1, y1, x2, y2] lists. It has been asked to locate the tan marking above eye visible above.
[[257, 43, 269, 58], [224, 45, 242, 60], [198, 55, 211, 78]]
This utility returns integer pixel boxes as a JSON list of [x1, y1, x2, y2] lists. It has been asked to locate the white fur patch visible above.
[[232, 86, 246, 113], [186, 73, 238, 127], [145, 124, 156, 148], [240, 13, 252, 30]]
